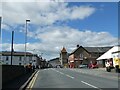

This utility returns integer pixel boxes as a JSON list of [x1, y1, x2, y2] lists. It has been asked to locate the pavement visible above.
[[27, 68, 119, 90]]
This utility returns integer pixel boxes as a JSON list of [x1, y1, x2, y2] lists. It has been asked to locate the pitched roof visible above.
[[70, 46, 112, 55], [61, 47, 67, 52], [0, 51, 35, 56], [49, 57, 59, 62], [97, 46, 120, 60], [84, 47, 112, 53]]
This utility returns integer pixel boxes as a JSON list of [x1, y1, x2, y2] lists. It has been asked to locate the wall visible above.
[[74, 47, 90, 67], [1, 55, 37, 66], [61, 52, 68, 66], [2, 65, 26, 85]]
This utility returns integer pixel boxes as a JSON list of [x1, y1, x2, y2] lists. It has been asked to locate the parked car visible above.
[[88, 64, 92, 68], [91, 64, 98, 69], [55, 65, 63, 68], [79, 64, 88, 68]]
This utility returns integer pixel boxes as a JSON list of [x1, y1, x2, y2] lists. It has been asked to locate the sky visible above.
[[0, 0, 119, 60]]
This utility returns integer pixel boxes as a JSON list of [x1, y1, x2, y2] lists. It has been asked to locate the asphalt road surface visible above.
[[27, 68, 119, 90]]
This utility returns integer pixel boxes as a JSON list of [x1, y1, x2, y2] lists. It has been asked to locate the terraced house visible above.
[[68, 45, 112, 68]]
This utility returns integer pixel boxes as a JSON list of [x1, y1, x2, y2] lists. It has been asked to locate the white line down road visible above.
[[28, 68, 118, 89]]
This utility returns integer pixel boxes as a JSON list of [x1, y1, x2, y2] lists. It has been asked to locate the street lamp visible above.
[[11, 31, 14, 65], [0, 17, 2, 63], [24, 19, 30, 65]]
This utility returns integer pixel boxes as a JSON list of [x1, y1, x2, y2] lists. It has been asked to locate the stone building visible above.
[[68, 45, 111, 68], [60, 47, 68, 67]]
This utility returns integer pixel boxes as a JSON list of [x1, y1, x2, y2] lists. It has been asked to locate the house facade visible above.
[[0, 51, 40, 67], [68, 45, 111, 68]]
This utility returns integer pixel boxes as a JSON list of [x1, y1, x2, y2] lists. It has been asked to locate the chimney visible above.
[[77, 44, 80, 48]]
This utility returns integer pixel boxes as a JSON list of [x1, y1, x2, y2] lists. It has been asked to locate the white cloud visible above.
[[0, 2, 2, 16], [2, 26, 118, 60], [1, 2, 118, 60], [2, 0, 53, 2], [2, 2, 95, 25], [1, 23, 11, 31]]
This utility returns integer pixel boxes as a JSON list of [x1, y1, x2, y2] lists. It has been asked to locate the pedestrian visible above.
[[32, 65, 35, 72]]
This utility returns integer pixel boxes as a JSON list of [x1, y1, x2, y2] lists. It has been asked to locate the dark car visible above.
[[79, 64, 88, 68]]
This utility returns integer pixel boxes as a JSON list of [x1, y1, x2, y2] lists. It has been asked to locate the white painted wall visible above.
[[1, 55, 37, 66]]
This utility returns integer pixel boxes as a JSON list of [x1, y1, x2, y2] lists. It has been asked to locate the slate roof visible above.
[[70, 46, 112, 55], [0, 51, 35, 56], [84, 47, 112, 53], [49, 57, 59, 62]]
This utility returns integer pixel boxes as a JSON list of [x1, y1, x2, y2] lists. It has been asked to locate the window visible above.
[[80, 54, 83, 60], [117, 55, 119, 57], [6, 56, 9, 61], [80, 54, 83, 58], [19, 57, 22, 61], [19, 63, 21, 65], [29, 57, 32, 61]]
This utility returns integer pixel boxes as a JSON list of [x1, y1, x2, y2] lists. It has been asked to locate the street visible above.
[[27, 68, 119, 90]]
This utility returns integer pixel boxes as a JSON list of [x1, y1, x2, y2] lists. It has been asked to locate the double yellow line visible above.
[[26, 71, 39, 90]]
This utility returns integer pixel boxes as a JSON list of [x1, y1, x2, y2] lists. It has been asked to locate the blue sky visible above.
[[1, 1, 118, 60], [66, 2, 118, 36]]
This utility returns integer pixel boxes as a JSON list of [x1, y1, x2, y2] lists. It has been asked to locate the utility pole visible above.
[[0, 17, 1, 39], [0, 17, 2, 63], [24, 19, 30, 65], [11, 31, 14, 65]]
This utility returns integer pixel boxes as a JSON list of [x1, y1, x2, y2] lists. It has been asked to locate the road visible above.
[[27, 68, 119, 90]]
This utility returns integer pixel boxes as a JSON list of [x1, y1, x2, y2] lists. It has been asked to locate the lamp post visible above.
[[0, 17, 1, 41], [24, 19, 30, 65], [0, 17, 2, 63], [11, 31, 14, 65]]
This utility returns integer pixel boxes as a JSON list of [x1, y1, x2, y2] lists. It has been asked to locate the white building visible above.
[[96, 45, 120, 67], [0, 51, 39, 66]]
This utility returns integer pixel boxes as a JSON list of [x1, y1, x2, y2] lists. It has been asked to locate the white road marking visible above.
[[59, 72, 64, 75], [52, 69, 103, 89], [65, 74, 75, 79], [81, 81, 102, 90], [52, 69, 75, 79]]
